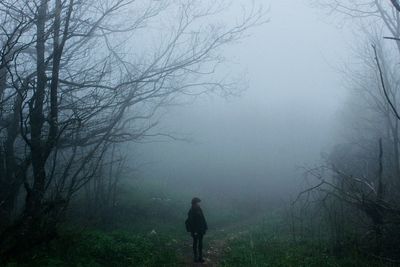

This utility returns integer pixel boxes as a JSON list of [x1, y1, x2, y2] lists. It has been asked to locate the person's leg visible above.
[[192, 234, 198, 261], [198, 234, 204, 262]]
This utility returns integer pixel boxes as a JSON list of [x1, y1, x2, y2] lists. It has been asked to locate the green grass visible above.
[[4, 179, 196, 267], [6, 180, 397, 267], [5, 230, 182, 267], [220, 228, 394, 267]]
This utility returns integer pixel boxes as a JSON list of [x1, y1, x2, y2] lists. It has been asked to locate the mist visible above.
[[133, 0, 350, 201], [2, 0, 400, 266]]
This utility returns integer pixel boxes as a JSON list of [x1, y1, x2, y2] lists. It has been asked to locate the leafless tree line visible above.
[[0, 0, 264, 257], [291, 0, 400, 261]]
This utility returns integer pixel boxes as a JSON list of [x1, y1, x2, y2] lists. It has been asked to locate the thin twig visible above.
[[390, 0, 400, 13]]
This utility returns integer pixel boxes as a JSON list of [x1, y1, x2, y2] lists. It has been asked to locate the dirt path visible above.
[[179, 214, 263, 266], [181, 220, 254, 266], [182, 230, 230, 267]]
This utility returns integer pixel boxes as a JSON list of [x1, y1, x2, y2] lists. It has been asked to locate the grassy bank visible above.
[[5, 230, 182, 267], [4, 180, 189, 267], [219, 223, 395, 267]]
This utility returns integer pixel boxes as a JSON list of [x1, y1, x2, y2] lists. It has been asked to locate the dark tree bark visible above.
[[391, 0, 400, 12]]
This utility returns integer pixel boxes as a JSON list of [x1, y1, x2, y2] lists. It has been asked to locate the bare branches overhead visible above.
[[0, 0, 267, 253]]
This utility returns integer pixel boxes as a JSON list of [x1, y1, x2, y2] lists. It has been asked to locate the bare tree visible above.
[[0, 0, 265, 256], [293, 1, 400, 260]]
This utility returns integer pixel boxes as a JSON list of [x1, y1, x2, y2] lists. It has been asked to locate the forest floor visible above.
[[4, 215, 394, 267], [3, 181, 394, 267], [178, 215, 394, 267]]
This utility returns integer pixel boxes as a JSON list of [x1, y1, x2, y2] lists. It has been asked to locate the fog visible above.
[[133, 0, 351, 200], [5, 0, 400, 264]]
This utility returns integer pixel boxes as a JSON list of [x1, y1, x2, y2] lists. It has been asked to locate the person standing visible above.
[[186, 197, 208, 263]]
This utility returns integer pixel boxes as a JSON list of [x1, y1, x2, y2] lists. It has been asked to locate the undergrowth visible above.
[[220, 225, 396, 267], [5, 229, 182, 267]]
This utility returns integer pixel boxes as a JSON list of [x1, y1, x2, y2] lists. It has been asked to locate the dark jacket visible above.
[[187, 205, 208, 235]]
